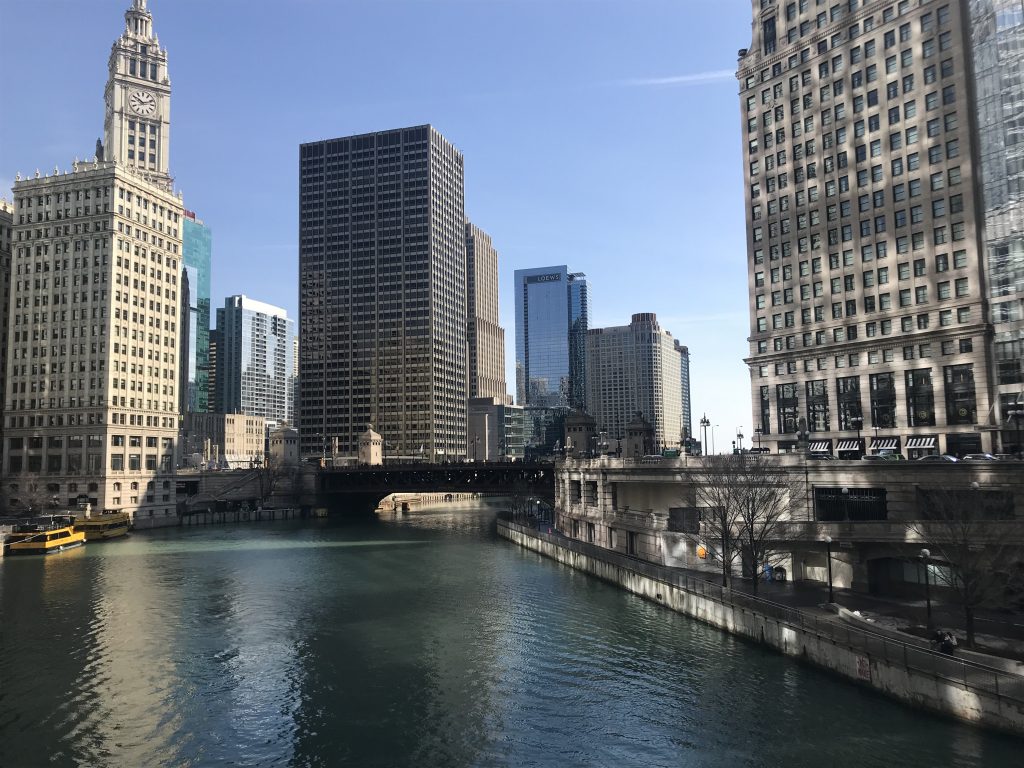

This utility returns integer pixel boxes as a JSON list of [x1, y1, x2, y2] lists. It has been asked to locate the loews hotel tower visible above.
[[4, 0, 184, 521]]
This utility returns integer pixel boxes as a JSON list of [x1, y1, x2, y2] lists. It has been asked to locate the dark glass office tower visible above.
[[181, 213, 211, 414], [299, 125, 467, 459], [514, 266, 589, 409]]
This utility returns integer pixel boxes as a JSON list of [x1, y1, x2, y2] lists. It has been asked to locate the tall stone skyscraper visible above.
[[0, 200, 12, 475], [739, 0, 994, 458], [466, 222, 506, 401], [103, 0, 172, 192], [299, 126, 468, 459], [4, 0, 183, 522], [585, 313, 683, 450]]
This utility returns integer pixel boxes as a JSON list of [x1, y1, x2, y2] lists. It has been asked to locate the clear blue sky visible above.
[[0, 0, 756, 452]]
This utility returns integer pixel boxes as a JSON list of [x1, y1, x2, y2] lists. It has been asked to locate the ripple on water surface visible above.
[[0, 511, 1020, 767]]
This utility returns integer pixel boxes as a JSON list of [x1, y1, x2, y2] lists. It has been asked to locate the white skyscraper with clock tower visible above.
[[103, 0, 173, 191], [4, 0, 185, 527]]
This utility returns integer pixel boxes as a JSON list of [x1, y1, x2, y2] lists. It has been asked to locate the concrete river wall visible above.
[[497, 519, 1024, 738]]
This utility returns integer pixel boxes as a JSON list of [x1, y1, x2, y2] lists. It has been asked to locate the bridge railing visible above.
[[498, 518, 1024, 706]]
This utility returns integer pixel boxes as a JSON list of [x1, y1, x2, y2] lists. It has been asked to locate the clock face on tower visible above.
[[129, 89, 157, 116]]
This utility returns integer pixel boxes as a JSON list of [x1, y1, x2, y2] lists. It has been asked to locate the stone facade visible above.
[[555, 455, 1024, 596], [0, 199, 12, 478], [6, 160, 184, 519], [586, 313, 683, 450], [184, 412, 266, 469], [269, 425, 299, 467], [467, 397, 524, 461], [466, 222, 507, 401], [358, 425, 383, 466], [740, 0, 995, 458], [3, 1, 183, 523], [104, 0, 173, 192]]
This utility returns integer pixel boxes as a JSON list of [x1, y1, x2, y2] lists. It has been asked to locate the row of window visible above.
[[758, 336, 974, 378], [758, 274, 971, 307], [756, 249, 969, 288], [757, 301, 974, 334], [749, 18, 954, 114], [758, 362, 974, 436], [754, 1, 952, 73]]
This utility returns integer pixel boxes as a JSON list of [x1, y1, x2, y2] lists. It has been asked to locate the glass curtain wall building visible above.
[[514, 266, 589, 408], [970, 0, 1024, 452], [181, 213, 211, 414], [215, 296, 294, 425], [514, 266, 589, 454]]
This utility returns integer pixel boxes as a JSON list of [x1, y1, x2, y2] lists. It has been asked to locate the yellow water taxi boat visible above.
[[73, 510, 131, 541], [6, 517, 86, 555]]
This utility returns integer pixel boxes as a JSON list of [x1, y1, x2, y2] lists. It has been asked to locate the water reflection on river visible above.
[[0, 507, 1018, 767]]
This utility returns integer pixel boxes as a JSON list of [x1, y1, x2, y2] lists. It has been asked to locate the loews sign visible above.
[[527, 273, 562, 284]]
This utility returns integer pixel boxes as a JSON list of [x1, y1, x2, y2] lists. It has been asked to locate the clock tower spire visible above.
[[104, 0, 172, 191]]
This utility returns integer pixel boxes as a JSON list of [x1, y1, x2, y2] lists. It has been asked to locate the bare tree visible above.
[[1, 475, 53, 517], [736, 458, 802, 594], [256, 456, 287, 504], [693, 456, 744, 588], [909, 486, 1024, 649], [694, 454, 800, 593], [506, 477, 539, 520]]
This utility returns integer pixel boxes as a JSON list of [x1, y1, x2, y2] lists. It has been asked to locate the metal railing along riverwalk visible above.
[[498, 518, 1024, 705]]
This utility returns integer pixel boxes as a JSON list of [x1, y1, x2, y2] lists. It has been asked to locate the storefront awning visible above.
[[871, 437, 899, 451], [906, 436, 937, 449], [809, 441, 832, 453], [836, 440, 861, 452]]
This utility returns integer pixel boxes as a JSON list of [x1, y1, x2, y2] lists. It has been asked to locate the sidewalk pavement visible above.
[[513, 516, 1024, 660]]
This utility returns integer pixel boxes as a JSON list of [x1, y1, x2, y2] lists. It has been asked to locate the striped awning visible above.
[[809, 441, 832, 453], [871, 438, 899, 450], [906, 436, 937, 449], [836, 440, 861, 451]]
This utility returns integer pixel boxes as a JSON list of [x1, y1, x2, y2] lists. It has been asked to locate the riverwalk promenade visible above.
[[498, 517, 1024, 737]]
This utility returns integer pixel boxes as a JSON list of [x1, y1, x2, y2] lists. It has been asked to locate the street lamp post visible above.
[[736, 428, 744, 452], [824, 535, 835, 603], [920, 547, 933, 630], [1007, 405, 1024, 458], [754, 426, 762, 453], [850, 415, 863, 455], [699, 414, 711, 456]]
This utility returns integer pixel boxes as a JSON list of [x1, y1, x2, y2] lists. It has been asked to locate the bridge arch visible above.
[[316, 463, 555, 517]]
